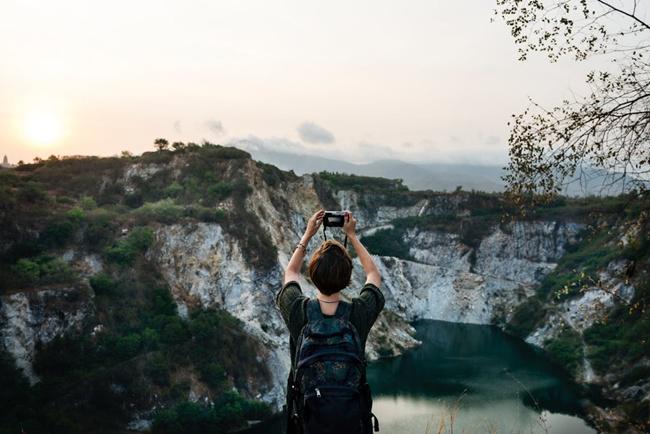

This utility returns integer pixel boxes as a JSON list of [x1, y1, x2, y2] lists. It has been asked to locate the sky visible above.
[[0, 0, 619, 165]]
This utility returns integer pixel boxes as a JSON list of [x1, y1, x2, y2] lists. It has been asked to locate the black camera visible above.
[[323, 211, 347, 227]]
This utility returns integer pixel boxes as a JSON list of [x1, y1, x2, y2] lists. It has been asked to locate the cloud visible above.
[[226, 135, 306, 154], [297, 122, 335, 144], [484, 135, 500, 146], [206, 120, 225, 136], [173, 120, 182, 134], [401, 142, 413, 148]]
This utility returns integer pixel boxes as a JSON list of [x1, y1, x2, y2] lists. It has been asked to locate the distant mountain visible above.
[[236, 145, 643, 196], [237, 146, 506, 192]]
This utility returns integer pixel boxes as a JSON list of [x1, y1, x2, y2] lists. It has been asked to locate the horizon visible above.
[[0, 142, 511, 169]]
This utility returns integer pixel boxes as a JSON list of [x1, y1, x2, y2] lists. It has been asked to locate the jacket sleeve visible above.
[[355, 282, 386, 331], [275, 280, 307, 337]]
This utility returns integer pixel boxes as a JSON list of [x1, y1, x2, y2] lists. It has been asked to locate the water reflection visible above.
[[245, 320, 596, 434]]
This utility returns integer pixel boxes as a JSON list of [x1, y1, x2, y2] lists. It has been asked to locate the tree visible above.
[[172, 141, 186, 152], [494, 0, 649, 211], [120, 150, 133, 158], [154, 138, 169, 151]]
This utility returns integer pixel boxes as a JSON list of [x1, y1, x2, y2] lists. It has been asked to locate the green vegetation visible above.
[[104, 226, 154, 266], [584, 276, 650, 374], [0, 261, 271, 434], [79, 196, 97, 210], [361, 226, 412, 260], [317, 171, 410, 193], [505, 298, 547, 338], [361, 211, 497, 267], [544, 327, 583, 376], [256, 160, 298, 188], [315, 171, 423, 211], [131, 199, 185, 224], [11, 255, 77, 287], [152, 391, 272, 434], [538, 227, 620, 300]]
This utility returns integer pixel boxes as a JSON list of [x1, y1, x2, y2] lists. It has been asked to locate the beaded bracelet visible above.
[[296, 242, 307, 252]]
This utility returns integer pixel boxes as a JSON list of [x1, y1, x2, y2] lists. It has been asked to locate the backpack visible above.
[[286, 298, 380, 434]]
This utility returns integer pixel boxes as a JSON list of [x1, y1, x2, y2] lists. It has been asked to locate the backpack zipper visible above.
[[305, 385, 360, 399]]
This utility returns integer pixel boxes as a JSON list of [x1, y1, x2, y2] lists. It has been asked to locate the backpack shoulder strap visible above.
[[334, 300, 352, 320], [306, 298, 324, 322]]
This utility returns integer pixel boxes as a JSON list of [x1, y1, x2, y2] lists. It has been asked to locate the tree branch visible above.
[[595, 0, 650, 30]]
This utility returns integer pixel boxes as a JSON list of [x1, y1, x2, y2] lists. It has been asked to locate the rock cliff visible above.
[[1, 148, 645, 432]]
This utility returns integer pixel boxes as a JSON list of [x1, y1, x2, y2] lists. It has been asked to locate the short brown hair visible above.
[[308, 239, 353, 295]]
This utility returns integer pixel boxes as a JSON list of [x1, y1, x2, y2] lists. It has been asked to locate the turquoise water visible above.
[[245, 320, 596, 434]]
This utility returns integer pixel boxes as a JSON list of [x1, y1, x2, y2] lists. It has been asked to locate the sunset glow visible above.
[[21, 108, 64, 148]]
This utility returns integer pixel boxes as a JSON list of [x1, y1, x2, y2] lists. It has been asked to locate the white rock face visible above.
[[147, 222, 289, 410], [474, 221, 584, 284], [374, 256, 523, 325], [0, 164, 600, 418], [523, 258, 638, 384], [405, 229, 471, 271], [0, 286, 94, 384], [139, 167, 592, 411]]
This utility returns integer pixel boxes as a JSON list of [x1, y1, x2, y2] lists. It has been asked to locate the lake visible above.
[[244, 320, 596, 434]]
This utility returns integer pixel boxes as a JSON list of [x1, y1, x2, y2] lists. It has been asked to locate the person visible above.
[[275, 208, 385, 433]]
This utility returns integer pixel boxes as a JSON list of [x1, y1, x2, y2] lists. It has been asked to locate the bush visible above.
[[128, 226, 155, 250], [204, 181, 234, 206], [183, 206, 226, 223], [84, 209, 119, 251], [163, 181, 183, 198], [17, 181, 48, 203], [544, 327, 583, 376], [151, 391, 271, 434], [89, 273, 115, 295], [115, 334, 142, 360], [124, 192, 144, 208], [11, 256, 77, 286], [150, 286, 178, 317], [66, 207, 86, 223], [104, 226, 154, 266], [141, 327, 160, 351], [317, 171, 408, 193], [585, 313, 650, 374], [12, 258, 40, 284], [40, 214, 81, 248], [145, 353, 170, 386], [506, 297, 547, 337], [361, 227, 411, 259], [160, 317, 190, 346], [80, 196, 97, 210], [132, 199, 184, 224], [199, 362, 226, 390], [536, 227, 619, 300]]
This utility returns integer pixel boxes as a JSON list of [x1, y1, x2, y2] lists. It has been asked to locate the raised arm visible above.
[[283, 208, 324, 285], [343, 211, 381, 288]]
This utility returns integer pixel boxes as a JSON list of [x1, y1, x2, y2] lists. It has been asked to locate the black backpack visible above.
[[286, 298, 380, 434]]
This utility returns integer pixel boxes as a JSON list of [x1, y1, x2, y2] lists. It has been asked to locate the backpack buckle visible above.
[[371, 412, 380, 432]]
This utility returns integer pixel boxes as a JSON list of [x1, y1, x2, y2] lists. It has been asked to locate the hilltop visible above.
[[1, 142, 648, 433]]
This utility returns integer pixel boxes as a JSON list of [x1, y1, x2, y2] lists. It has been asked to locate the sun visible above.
[[21, 108, 64, 148]]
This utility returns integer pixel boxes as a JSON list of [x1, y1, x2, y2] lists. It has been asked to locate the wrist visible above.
[[300, 233, 312, 244]]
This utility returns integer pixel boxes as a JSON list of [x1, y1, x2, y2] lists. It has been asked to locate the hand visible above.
[[304, 209, 325, 239], [343, 210, 356, 237]]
